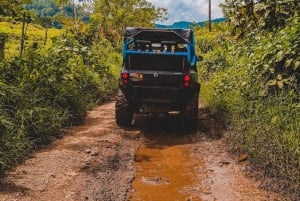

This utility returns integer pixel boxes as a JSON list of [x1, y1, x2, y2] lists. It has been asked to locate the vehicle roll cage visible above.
[[122, 27, 198, 69]]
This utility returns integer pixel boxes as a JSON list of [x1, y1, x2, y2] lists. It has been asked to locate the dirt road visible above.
[[0, 102, 283, 201]]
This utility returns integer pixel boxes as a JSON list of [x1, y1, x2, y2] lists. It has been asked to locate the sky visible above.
[[148, 0, 225, 25]]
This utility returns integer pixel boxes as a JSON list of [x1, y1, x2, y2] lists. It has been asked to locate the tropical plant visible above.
[[220, 0, 300, 36], [196, 16, 300, 199], [0, 0, 32, 21]]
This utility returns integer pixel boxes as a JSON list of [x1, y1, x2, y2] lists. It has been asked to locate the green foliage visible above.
[[0, 32, 119, 175], [251, 18, 300, 94], [195, 27, 232, 82], [230, 93, 300, 197], [221, 0, 300, 36], [0, 0, 128, 175], [25, 0, 60, 18], [90, 0, 167, 42], [0, 21, 62, 57], [0, 0, 32, 21], [197, 18, 300, 199], [0, 80, 63, 173]]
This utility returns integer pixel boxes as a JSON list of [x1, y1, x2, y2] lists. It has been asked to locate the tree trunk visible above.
[[20, 12, 26, 57]]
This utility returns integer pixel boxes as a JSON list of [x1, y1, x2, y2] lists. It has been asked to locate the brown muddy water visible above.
[[132, 145, 202, 201], [130, 115, 206, 201]]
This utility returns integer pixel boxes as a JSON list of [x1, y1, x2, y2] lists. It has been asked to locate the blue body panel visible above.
[[122, 29, 197, 70]]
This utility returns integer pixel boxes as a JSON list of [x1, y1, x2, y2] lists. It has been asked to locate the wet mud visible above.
[[0, 102, 283, 201], [129, 106, 282, 201], [131, 115, 204, 201]]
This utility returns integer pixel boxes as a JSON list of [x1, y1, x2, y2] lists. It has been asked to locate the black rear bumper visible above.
[[120, 84, 199, 113]]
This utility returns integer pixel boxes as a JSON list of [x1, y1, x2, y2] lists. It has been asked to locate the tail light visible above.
[[122, 72, 129, 85], [183, 75, 191, 87]]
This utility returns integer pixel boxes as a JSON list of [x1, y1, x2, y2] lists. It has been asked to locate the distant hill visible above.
[[155, 18, 226, 29]]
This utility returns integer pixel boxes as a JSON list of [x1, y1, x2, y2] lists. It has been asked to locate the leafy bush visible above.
[[0, 33, 120, 175], [196, 18, 300, 199]]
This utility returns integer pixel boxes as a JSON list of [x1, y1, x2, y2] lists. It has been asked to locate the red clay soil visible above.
[[0, 102, 284, 201]]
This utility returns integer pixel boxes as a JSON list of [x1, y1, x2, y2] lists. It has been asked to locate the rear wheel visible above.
[[115, 89, 133, 127], [182, 93, 199, 129]]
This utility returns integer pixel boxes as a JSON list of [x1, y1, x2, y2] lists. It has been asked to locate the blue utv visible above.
[[115, 27, 202, 127]]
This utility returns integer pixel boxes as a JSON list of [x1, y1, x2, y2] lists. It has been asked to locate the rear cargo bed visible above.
[[127, 54, 187, 72]]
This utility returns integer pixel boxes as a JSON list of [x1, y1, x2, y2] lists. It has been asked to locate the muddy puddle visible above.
[[130, 115, 205, 201]]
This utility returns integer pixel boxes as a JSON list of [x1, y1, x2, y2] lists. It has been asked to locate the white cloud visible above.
[[149, 0, 224, 25]]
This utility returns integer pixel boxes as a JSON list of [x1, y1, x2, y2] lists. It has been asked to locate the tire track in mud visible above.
[[0, 102, 283, 201]]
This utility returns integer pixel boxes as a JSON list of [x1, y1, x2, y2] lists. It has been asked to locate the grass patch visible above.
[[196, 20, 300, 199], [0, 21, 62, 57]]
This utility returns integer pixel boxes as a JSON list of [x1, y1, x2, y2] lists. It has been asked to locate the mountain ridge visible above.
[[155, 18, 226, 29]]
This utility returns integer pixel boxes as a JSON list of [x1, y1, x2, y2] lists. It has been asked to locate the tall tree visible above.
[[25, 0, 60, 18], [0, 0, 32, 19], [53, 0, 91, 32], [90, 0, 167, 41]]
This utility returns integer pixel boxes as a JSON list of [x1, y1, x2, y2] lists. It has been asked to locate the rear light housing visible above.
[[122, 72, 129, 85], [183, 75, 191, 87]]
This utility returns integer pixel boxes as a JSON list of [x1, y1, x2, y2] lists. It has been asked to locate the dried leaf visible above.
[[238, 154, 248, 162]]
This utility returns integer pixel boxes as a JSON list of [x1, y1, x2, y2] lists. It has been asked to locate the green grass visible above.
[[0, 22, 62, 57], [0, 19, 121, 175], [196, 21, 300, 199]]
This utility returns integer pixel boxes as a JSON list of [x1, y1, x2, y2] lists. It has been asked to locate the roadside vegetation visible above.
[[0, 0, 166, 175], [1, 0, 299, 199], [196, 1, 299, 199]]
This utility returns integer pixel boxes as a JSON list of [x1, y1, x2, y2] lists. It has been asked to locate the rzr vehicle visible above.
[[115, 27, 201, 127]]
